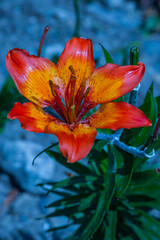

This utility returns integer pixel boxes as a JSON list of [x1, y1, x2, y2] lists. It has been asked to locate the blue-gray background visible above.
[[0, 0, 160, 239]]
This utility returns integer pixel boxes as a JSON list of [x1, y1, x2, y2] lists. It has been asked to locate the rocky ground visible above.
[[0, 0, 160, 239]]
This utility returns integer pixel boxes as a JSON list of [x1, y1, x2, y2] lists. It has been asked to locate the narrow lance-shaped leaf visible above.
[[131, 169, 158, 186], [114, 146, 134, 198], [46, 193, 91, 208], [104, 144, 116, 210], [124, 220, 153, 240], [47, 150, 92, 175], [127, 195, 160, 211], [78, 191, 106, 240], [32, 142, 58, 165], [99, 43, 114, 63], [104, 211, 117, 240], [128, 83, 157, 147], [44, 175, 100, 195]]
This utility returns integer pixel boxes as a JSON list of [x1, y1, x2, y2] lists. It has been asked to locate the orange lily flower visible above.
[[6, 37, 151, 163]]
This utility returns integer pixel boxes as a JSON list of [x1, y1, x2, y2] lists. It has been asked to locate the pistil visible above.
[[37, 26, 50, 57], [71, 104, 77, 123], [75, 85, 91, 117]]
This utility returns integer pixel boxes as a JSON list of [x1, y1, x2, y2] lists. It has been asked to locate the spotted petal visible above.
[[57, 37, 95, 92], [84, 101, 151, 130], [8, 102, 97, 163], [84, 62, 145, 106], [51, 123, 97, 163], [6, 48, 63, 108], [7, 102, 62, 133]]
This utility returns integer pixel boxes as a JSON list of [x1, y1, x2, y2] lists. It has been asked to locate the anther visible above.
[[49, 80, 55, 96], [70, 76, 76, 81], [69, 65, 75, 75], [84, 87, 91, 97], [37, 26, 50, 57]]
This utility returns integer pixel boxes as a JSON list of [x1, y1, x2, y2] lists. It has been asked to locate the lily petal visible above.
[[6, 48, 63, 108], [84, 62, 145, 106], [8, 102, 62, 133], [84, 101, 151, 130], [51, 123, 97, 163], [8, 102, 97, 163], [57, 37, 95, 92]]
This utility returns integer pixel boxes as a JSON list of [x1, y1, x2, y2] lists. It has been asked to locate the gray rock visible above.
[[0, 174, 12, 212], [0, 139, 56, 193], [0, 192, 55, 240]]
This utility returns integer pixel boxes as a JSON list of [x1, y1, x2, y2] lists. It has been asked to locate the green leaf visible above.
[[123, 209, 160, 239], [131, 169, 158, 185], [46, 193, 91, 208], [45, 175, 99, 193], [99, 43, 114, 63], [124, 220, 153, 240], [114, 147, 134, 198], [77, 191, 106, 240], [46, 225, 68, 232], [156, 96, 160, 113], [94, 140, 107, 152], [0, 76, 25, 132], [128, 173, 160, 199], [104, 144, 116, 210], [47, 150, 92, 175], [32, 142, 58, 165], [46, 205, 79, 218], [127, 195, 160, 211], [40, 183, 89, 197], [46, 192, 98, 214], [78, 192, 98, 211], [133, 135, 160, 171], [88, 159, 102, 176], [125, 83, 158, 147], [49, 190, 71, 198], [104, 211, 117, 240], [138, 210, 160, 236]]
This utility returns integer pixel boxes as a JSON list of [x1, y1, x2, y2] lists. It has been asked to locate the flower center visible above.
[[47, 65, 91, 124]]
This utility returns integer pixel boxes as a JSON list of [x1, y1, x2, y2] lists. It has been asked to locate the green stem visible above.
[[73, 0, 80, 37], [32, 142, 58, 165], [96, 133, 155, 158], [130, 46, 140, 65], [115, 46, 140, 140], [129, 46, 140, 105]]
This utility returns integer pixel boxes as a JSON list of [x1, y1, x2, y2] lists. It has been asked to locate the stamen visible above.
[[65, 76, 76, 108], [48, 80, 69, 122], [69, 65, 75, 75], [68, 104, 76, 124], [71, 105, 77, 123], [49, 80, 55, 96], [37, 26, 50, 57], [68, 107, 74, 123], [84, 87, 91, 97], [70, 76, 76, 98], [75, 86, 90, 115]]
